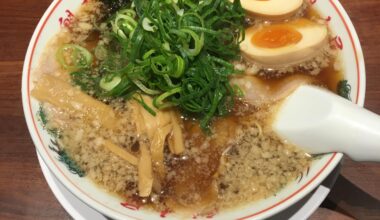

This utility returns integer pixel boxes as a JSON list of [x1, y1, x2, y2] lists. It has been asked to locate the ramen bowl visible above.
[[22, 0, 365, 219]]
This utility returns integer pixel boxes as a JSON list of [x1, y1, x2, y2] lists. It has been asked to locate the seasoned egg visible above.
[[240, 0, 304, 20], [240, 19, 328, 67]]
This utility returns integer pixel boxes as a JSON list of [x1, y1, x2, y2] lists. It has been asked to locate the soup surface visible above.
[[32, 0, 345, 216]]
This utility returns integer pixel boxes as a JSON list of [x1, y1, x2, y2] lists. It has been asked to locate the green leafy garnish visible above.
[[61, 0, 245, 131]]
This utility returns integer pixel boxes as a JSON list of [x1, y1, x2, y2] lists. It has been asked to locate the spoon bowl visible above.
[[273, 85, 380, 162]]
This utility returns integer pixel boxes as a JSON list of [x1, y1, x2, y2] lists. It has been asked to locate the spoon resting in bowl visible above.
[[273, 85, 380, 162]]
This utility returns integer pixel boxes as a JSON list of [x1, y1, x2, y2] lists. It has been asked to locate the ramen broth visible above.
[[32, 0, 342, 216]]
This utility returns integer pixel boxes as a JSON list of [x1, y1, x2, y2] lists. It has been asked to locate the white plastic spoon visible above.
[[273, 85, 380, 162]]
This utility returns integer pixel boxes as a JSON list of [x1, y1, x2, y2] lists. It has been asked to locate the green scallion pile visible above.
[[57, 0, 245, 131]]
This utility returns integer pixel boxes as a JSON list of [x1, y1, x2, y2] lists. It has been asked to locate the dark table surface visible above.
[[0, 0, 379, 219]]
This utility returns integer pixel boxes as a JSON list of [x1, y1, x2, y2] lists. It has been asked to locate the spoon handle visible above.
[[273, 85, 380, 162]]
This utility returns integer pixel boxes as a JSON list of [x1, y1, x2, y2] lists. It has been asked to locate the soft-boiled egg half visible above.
[[240, 0, 304, 20], [240, 19, 329, 68]]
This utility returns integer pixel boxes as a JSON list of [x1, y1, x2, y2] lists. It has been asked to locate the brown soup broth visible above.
[[38, 1, 339, 215], [256, 61, 343, 94], [144, 7, 342, 212]]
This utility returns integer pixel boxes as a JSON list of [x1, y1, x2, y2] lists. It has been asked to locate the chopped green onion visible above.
[[180, 29, 204, 57], [171, 55, 185, 78], [100, 76, 122, 91], [133, 93, 157, 116], [162, 42, 171, 51], [142, 17, 157, 32], [112, 10, 138, 39], [176, 9, 184, 16], [56, 44, 93, 71], [200, 90, 223, 131], [132, 79, 161, 95], [163, 74, 180, 88], [143, 49, 156, 60], [150, 55, 173, 75], [153, 87, 181, 109], [73, 0, 245, 131]]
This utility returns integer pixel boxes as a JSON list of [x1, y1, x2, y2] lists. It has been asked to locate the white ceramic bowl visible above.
[[22, 0, 366, 219]]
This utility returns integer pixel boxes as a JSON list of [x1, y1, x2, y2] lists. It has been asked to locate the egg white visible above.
[[240, 0, 304, 19]]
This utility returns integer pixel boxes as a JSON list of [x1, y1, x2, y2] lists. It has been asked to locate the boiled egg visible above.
[[240, 19, 328, 67], [240, 0, 304, 20]]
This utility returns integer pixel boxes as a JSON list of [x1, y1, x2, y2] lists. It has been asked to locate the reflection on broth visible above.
[[32, 0, 343, 216]]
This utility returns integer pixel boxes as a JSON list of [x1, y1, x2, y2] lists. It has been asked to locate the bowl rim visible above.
[[21, 0, 366, 219]]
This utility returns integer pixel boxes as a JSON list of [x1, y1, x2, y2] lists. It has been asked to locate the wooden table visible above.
[[0, 0, 379, 219]]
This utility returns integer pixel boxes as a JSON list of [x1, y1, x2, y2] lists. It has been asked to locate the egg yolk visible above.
[[252, 25, 303, 49]]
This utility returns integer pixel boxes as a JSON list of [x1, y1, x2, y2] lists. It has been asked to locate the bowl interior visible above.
[[22, 0, 365, 219]]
